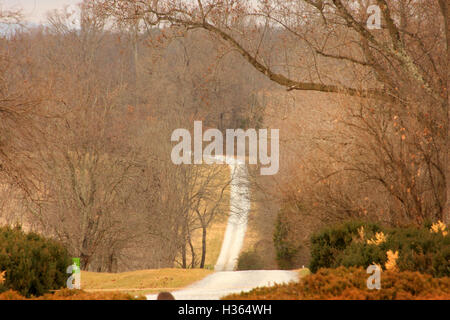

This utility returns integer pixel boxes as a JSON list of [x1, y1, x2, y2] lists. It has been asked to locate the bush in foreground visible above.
[[0, 226, 71, 297], [309, 221, 449, 277], [222, 267, 450, 300], [0, 288, 145, 300]]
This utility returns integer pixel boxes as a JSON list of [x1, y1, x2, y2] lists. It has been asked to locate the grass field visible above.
[[81, 268, 213, 295]]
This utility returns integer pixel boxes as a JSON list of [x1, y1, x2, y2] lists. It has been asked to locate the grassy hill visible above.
[[81, 268, 213, 295]]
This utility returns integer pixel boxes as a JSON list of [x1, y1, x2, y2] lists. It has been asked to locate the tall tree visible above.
[[96, 0, 449, 224]]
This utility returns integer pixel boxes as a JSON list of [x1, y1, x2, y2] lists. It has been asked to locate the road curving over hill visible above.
[[147, 156, 299, 300], [214, 157, 249, 272], [146, 270, 299, 300]]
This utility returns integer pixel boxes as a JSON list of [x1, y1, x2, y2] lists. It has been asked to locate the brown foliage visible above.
[[97, 0, 449, 226], [0, 289, 144, 300], [223, 267, 450, 300]]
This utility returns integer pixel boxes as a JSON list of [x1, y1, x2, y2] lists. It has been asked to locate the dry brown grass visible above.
[[0, 289, 145, 300], [223, 267, 450, 300], [81, 268, 213, 295]]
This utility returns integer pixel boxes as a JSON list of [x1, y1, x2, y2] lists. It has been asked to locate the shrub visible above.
[[309, 221, 450, 277], [223, 267, 450, 300], [0, 288, 145, 300], [237, 249, 264, 270], [273, 210, 301, 269], [338, 241, 386, 268], [384, 227, 449, 277], [0, 226, 71, 297], [309, 221, 383, 273]]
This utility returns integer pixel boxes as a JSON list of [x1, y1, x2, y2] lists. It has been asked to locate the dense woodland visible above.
[[0, 0, 448, 271]]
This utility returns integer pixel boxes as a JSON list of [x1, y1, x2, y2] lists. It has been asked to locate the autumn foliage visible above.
[[308, 221, 450, 277], [223, 267, 450, 300], [0, 288, 144, 300]]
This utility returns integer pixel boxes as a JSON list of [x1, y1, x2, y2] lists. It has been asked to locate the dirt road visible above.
[[146, 270, 298, 300], [147, 156, 298, 300]]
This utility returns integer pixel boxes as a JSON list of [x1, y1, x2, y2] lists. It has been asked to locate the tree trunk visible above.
[[186, 229, 196, 268], [200, 225, 207, 269], [80, 236, 91, 270], [441, 0, 449, 225], [181, 242, 187, 269], [80, 252, 91, 271], [107, 252, 117, 273]]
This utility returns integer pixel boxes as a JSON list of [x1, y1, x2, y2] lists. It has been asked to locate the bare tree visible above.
[[96, 0, 448, 224], [0, 8, 42, 197]]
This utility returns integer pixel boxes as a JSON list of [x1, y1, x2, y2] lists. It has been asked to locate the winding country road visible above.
[[147, 270, 298, 300], [214, 158, 250, 272], [147, 157, 299, 300]]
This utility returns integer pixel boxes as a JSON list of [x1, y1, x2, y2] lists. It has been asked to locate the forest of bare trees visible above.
[[0, 2, 261, 271], [0, 0, 448, 270]]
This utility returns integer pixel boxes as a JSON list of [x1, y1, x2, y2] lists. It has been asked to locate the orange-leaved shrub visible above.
[[0, 270, 6, 293], [0, 288, 145, 300], [222, 267, 450, 300]]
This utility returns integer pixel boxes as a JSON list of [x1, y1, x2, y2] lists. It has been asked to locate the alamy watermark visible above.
[[171, 121, 279, 175], [367, 4, 381, 30], [67, 258, 81, 289], [366, 264, 381, 290]]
